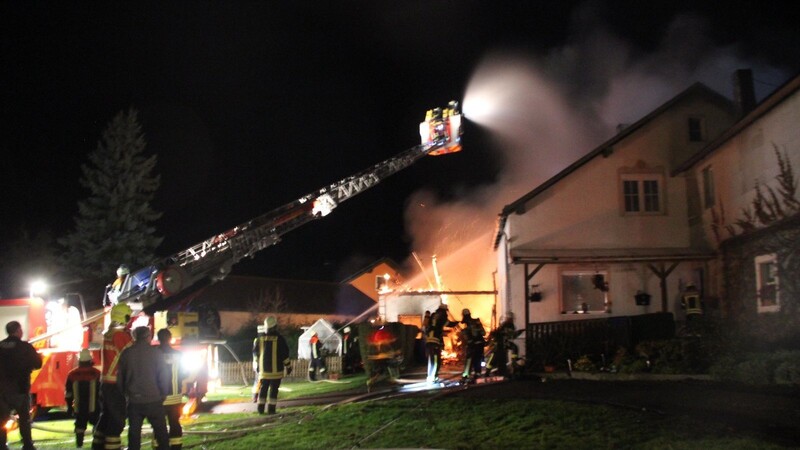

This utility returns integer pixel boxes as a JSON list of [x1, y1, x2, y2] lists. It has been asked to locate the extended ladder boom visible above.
[[114, 101, 463, 309]]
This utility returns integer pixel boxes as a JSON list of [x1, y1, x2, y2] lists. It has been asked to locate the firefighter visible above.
[[308, 332, 327, 381], [65, 349, 101, 448], [426, 304, 457, 383], [0, 320, 42, 450], [366, 325, 400, 389], [117, 326, 170, 450], [485, 313, 519, 378], [460, 309, 486, 382], [157, 328, 186, 450], [252, 316, 291, 414], [106, 265, 129, 305], [92, 302, 133, 450], [341, 326, 360, 375]]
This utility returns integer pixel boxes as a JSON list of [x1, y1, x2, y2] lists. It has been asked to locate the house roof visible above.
[[672, 71, 800, 175], [186, 275, 376, 316], [493, 82, 734, 249]]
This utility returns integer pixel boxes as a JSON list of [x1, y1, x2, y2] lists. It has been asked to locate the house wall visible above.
[[693, 90, 800, 249], [690, 83, 800, 314], [500, 91, 736, 330], [349, 262, 403, 302]]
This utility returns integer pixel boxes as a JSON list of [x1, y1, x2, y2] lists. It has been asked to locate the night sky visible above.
[[2, 2, 799, 285]]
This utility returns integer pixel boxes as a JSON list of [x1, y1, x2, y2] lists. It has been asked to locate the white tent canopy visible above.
[[297, 318, 342, 359]]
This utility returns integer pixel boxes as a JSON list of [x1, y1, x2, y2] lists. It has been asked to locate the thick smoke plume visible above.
[[401, 9, 789, 313]]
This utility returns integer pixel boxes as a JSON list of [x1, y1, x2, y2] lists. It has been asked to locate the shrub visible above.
[[774, 354, 800, 385], [708, 350, 800, 385]]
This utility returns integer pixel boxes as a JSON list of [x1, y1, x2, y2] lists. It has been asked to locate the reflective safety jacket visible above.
[[101, 326, 133, 383], [310, 336, 322, 360], [65, 363, 101, 414], [159, 345, 188, 406], [426, 309, 457, 346], [253, 331, 290, 380], [461, 317, 486, 347]]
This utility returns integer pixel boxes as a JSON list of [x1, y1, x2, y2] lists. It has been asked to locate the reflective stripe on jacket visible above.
[[101, 327, 133, 383], [253, 333, 290, 380]]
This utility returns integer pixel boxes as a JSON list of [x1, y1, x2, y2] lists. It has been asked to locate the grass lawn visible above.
[[8, 375, 785, 449]]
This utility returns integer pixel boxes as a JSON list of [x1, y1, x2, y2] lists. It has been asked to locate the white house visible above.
[[493, 80, 743, 356]]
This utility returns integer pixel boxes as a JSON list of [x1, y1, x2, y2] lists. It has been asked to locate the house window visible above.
[[688, 117, 706, 142], [755, 254, 779, 313], [621, 174, 664, 214], [561, 271, 609, 314], [702, 165, 715, 208]]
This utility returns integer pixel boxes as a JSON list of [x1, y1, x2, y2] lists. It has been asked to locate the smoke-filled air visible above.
[[400, 8, 790, 323]]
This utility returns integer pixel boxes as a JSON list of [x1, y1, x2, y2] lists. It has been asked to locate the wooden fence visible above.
[[219, 356, 342, 386]]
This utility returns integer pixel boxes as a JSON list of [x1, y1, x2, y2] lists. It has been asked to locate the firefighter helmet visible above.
[[116, 264, 130, 277], [263, 316, 277, 332], [110, 302, 133, 324], [79, 349, 93, 363], [344, 326, 351, 334]]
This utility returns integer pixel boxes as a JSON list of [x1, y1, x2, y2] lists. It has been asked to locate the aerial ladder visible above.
[[111, 101, 464, 313]]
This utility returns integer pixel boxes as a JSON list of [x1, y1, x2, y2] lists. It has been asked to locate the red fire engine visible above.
[[0, 297, 98, 416]]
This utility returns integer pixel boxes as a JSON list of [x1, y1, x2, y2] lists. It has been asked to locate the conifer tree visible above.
[[59, 108, 163, 282]]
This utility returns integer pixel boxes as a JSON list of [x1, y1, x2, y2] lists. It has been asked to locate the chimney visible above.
[[733, 69, 756, 116]]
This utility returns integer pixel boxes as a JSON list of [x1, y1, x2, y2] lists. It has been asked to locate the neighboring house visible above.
[[674, 72, 800, 318], [188, 275, 376, 335], [340, 257, 406, 302], [493, 78, 744, 341]]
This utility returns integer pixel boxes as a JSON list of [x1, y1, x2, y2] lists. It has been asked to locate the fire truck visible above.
[[1, 101, 463, 416], [0, 296, 97, 416]]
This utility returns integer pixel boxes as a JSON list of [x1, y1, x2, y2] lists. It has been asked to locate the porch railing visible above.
[[525, 313, 674, 369]]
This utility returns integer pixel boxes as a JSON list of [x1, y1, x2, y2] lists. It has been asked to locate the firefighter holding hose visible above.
[[426, 304, 458, 383], [460, 309, 486, 383]]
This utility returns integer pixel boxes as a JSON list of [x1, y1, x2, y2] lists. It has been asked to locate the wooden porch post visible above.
[[647, 262, 679, 312], [524, 263, 545, 347]]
